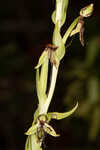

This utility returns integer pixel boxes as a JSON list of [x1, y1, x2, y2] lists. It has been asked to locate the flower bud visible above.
[[80, 3, 94, 17]]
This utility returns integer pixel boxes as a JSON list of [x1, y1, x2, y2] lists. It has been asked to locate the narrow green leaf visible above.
[[36, 63, 47, 104], [39, 57, 48, 99], [36, 68, 41, 102], [35, 51, 48, 104], [47, 102, 78, 120]]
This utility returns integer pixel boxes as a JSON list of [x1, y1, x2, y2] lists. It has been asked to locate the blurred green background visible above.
[[0, 0, 100, 150]]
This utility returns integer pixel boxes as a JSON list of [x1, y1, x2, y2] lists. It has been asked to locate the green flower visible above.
[[25, 102, 78, 146]]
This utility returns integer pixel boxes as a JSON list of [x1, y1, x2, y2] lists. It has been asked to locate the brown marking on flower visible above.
[[45, 44, 58, 67]]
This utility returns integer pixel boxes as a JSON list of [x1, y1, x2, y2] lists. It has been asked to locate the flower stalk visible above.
[[25, 1, 93, 150]]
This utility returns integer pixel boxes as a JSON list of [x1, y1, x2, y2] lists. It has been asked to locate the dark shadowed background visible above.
[[0, 0, 100, 150]]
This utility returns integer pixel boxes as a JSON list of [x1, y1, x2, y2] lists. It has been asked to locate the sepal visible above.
[[47, 102, 78, 120]]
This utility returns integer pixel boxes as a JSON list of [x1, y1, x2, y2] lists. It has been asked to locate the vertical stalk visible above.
[[46, 65, 59, 112], [39, 65, 59, 114]]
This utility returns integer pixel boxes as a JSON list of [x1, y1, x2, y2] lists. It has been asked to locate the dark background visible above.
[[0, 0, 100, 150]]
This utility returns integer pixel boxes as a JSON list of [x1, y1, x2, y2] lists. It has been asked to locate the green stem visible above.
[[46, 65, 59, 112], [39, 65, 59, 114], [63, 17, 79, 44]]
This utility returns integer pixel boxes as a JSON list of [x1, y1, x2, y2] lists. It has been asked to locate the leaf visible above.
[[25, 125, 37, 135], [36, 55, 48, 104], [44, 123, 60, 137], [35, 50, 48, 69], [36, 68, 41, 102], [39, 57, 48, 101], [47, 102, 78, 120]]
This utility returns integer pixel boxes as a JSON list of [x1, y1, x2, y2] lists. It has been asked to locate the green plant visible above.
[[25, 1, 93, 150]]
